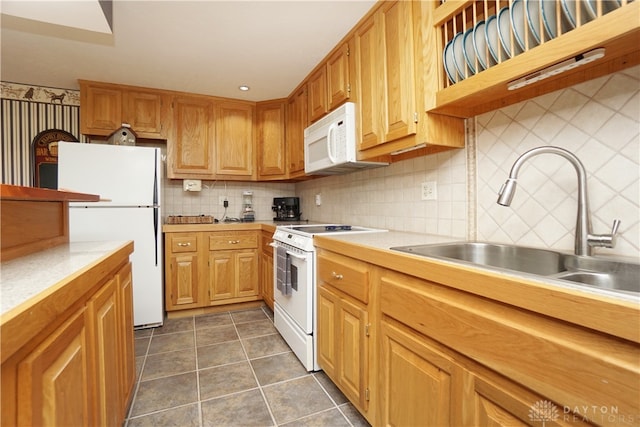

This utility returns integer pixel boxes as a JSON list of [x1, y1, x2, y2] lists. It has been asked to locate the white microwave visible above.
[[304, 102, 388, 175]]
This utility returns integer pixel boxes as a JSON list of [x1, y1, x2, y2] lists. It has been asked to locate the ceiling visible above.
[[0, 0, 376, 101]]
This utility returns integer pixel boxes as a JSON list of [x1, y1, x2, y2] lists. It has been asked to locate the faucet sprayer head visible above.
[[497, 178, 517, 206]]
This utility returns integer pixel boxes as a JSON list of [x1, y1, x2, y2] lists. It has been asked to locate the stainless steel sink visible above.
[[391, 242, 639, 295], [552, 256, 640, 294], [391, 242, 567, 275]]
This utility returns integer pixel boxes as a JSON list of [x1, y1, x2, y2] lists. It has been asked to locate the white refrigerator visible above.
[[58, 142, 163, 328]]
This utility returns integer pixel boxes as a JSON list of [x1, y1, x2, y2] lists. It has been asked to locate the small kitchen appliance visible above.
[[272, 197, 301, 221], [271, 223, 387, 371], [242, 190, 255, 222], [304, 102, 388, 175]]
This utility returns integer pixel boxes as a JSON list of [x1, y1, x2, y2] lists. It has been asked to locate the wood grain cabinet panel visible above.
[[215, 101, 255, 178], [317, 250, 371, 420], [327, 41, 351, 110], [168, 96, 216, 178], [207, 231, 260, 305], [165, 232, 204, 311], [285, 87, 307, 178], [16, 308, 92, 427], [87, 277, 121, 426], [307, 67, 328, 123], [257, 100, 287, 179], [80, 81, 167, 139]]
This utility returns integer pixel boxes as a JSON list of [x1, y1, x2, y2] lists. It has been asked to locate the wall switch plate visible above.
[[315, 194, 322, 206], [421, 181, 437, 200]]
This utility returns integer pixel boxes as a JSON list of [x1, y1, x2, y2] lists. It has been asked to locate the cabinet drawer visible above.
[[318, 252, 369, 304], [170, 235, 198, 253], [209, 232, 258, 250]]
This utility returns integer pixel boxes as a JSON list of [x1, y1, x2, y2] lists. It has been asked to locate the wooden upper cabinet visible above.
[[354, 14, 383, 150], [123, 90, 167, 137], [307, 67, 328, 123], [327, 41, 351, 111], [79, 80, 167, 139], [215, 101, 255, 178], [257, 100, 287, 179], [379, 1, 417, 144], [168, 96, 215, 178], [80, 82, 122, 136], [286, 87, 307, 177]]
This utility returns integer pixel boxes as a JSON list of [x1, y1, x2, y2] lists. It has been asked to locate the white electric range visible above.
[[271, 224, 386, 371]]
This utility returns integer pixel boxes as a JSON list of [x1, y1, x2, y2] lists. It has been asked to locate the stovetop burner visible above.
[[291, 224, 354, 233]]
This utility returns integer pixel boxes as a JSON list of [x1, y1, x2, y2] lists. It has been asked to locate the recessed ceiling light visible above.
[[238, 85, 250, 91]]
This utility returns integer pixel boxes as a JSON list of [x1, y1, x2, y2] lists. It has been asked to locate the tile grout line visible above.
[[193, 315, 204, 427], [309, 373, 356, 427], [125, 328, 153, 424], [230, 309, 280, 426]]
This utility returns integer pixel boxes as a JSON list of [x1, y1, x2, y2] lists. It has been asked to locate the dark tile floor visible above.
[[126, 306, 370, 427]]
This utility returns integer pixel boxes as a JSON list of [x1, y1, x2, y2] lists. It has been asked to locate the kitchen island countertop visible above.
[[1, 240, 133, 317]]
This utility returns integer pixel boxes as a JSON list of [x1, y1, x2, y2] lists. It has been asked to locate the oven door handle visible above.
[[286, 251, 308, 261]]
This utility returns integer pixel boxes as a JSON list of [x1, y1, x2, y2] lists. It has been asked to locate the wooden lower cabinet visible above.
[[316, 249, 372, 420], [16, 308, 92, 426], [260, 230, 275, 309], [318, 286, 369, 412], [208, 249, 259, 303], [3, 259, 135, 427], [165, 232, 204, 311], [379, 318, 456, 426]]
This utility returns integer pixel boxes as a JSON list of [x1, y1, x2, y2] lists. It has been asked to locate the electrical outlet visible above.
[[421, 181, 437, 200], [218, 196, 227, 206]]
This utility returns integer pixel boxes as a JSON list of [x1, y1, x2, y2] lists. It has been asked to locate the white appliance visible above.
[[272, 224, 386, 371], [58, 142, 163, 328], [304, 102, 388, 175]]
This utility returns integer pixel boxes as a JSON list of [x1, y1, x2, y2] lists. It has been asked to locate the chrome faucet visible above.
[[497, 146, 620, 256]]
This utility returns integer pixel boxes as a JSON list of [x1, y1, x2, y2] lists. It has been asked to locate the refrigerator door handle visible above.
[[153, 207, 159, 266]]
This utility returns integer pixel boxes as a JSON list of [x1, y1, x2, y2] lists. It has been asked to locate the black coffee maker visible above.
[[272, 197, 301, 221]]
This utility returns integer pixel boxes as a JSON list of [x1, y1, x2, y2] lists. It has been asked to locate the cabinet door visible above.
[[327, 41, 351, 110], [307, 67, 328, 123], [354, 14, 383, 150], [318, 285, 369, 411], [117, 263, 136, 413], [17, 308, 92, 427], [379, 0, 417, 143], [286, 87, 307, 177], [167, 253, 201, 309], [380, 319, 455, 427], [257, 100, 287, 179], [215, 101, 255, 178], [87, 277, 121, 426], [81, 83, 122, 136], [124, 90, 166, 138], [168, 96, 215, 178], [236, 249, 259, 298], [318, 286, 338, 377], [261, 251, 274, 309], [209, 251, 234, 301]]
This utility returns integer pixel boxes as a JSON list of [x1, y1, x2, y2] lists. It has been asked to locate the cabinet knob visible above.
[[177, 242, 191, 247], [331, 272, 344, 280]]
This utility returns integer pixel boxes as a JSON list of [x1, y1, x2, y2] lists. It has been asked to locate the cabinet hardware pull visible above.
[[177, 242, 191, 247], [228, 240, 240, 244], [331, 272, 343, 280]]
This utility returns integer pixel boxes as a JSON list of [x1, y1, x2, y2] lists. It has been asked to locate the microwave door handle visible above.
[[326, 123, 338, 163]]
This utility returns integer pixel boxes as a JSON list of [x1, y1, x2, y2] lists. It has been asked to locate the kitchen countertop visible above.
[[0, 240, 133, 317], [162, 220, 312, 233], [314, 232, 640, 343]]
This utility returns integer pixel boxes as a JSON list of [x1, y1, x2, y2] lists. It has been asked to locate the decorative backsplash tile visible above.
[[475, 65, 639, 259]]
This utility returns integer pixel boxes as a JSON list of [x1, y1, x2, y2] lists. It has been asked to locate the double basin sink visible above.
[[391, 242, 639, 295]]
